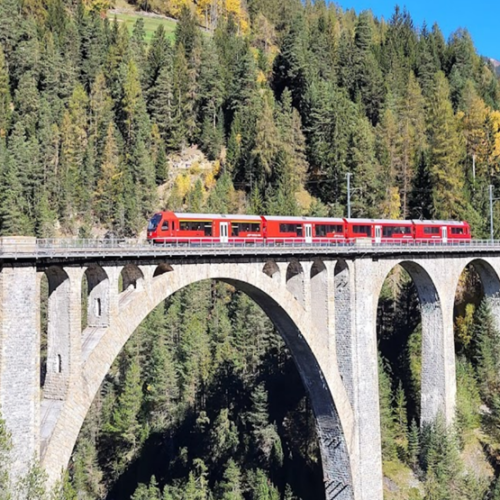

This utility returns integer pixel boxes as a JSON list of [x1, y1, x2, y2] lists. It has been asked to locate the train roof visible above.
[[411, 220, 467, 226], [172, 212, 261, 221], [262, 216, 344, 222], [344, 218, 413, 224]]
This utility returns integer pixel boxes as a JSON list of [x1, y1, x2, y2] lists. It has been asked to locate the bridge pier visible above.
[[351, 259, 384, 500], [0, 259, 40, 483]]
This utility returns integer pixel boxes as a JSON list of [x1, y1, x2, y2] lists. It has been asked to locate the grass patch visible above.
[[107, 11, 177, 42], [383, 460, 423, 500]]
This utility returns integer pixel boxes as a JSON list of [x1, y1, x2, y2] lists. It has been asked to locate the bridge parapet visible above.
[[2, 251, 500, 499]]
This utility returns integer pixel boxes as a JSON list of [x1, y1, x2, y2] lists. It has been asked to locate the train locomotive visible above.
[[147, 212, 471, 245]]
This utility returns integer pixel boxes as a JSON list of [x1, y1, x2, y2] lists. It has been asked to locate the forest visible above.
[[1, 0, 500, 498]]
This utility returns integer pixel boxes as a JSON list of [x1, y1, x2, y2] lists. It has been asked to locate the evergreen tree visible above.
[[427, 71, 467, 219], [0, 46, 10, 138], [218, 459, 244, 500], [105, 356, 143, 453]]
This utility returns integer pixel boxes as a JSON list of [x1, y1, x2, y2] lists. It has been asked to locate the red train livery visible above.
[[147, 212, 471, 244]]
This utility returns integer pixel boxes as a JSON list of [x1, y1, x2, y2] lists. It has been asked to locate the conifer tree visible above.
[[427, 71, 467, 219], [0, 46, 10, 138], [474, 299, 500, 402], [95, 122, 123, 228], [105, 356, 143, 451], [219, 459, 244, 500]]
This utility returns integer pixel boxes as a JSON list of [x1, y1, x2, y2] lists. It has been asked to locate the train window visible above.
[[232, 223, 261, 235], [279, 224, 297, 233], [148, 214, 162, 231], [180, 221, 205, 231], [451, 228, 464, 235], [382, 226, 412, 237], [353, 225, 372, 237], [424, 227, 440, 235], [161, 220, 169, 231], [204, 223, 212, 236], [315, 224, 343, 237], [296, 225, 303, 237]]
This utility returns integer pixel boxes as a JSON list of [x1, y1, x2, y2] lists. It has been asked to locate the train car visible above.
[[262, 216, 346, 244], [147, 212, 264, 244], [147, 212, 472, 245], [412, 220, 471, 243], [344, 219, 414, 243]]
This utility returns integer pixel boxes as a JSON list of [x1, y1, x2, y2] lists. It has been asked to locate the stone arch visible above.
[[262, 260, 280, 282], [310, 259, 328, 333], [43, 266, 71, 401], [334, 260, 354, 407], [84, 264, 109, 328], [286, 259, 305, 307], [375, 261, 447, 425], [153, 263, 174, 278], [42, 264, 354, 499], [120, 264, 144, 292]]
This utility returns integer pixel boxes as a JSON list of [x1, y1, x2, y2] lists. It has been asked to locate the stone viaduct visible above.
[[1, 237, 500, 500]]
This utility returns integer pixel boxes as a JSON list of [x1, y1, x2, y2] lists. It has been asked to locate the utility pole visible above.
[[346, 173, 352, 218], [490, 184, 494, 241], [472, 154, 476, 181]]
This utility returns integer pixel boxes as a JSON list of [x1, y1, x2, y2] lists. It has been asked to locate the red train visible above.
[[148, 212, 471, 245], [147, 212, 471, 245]]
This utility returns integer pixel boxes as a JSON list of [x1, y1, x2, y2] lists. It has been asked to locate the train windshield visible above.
[[148, 214, 162, 231]]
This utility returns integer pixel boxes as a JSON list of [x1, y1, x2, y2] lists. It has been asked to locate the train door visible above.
[[441, 226, 448, 243], [305, 224, 312, 244], [375, 225, 382, 243], [220, 222, 229, 243]]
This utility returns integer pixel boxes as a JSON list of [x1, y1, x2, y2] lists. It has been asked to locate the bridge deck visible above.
[[1, 238, 500, 261]]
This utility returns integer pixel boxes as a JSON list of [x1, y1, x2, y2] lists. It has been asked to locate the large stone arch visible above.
[[41, 262, 355, 500], [373, 260, 451, 425]]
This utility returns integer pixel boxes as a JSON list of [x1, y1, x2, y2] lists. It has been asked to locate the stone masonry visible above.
[[2, 242, 500, 499]]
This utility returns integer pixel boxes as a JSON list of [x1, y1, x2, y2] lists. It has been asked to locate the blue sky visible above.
[[334, 0, 500, 61]]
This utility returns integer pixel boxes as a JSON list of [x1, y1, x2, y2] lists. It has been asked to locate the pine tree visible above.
[[474, 299, 500, 402], [219, 459, 244, 500], [105, 356, 143, 450], [175, 5, 199, 59], [155, 146, 169, 185], [427, 71, 467, 219], [378, 356, 398, 461], [407, 419, 420, 469], [95, 122, 123, 228], [348, 113, 384, 217], [0, 46, 10, 138]]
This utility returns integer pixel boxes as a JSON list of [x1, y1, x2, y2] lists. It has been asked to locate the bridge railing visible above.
[[1, 237, 500, 258]]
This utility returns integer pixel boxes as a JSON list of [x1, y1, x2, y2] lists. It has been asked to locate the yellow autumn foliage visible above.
[[382, 187, 401, 220], [490, 110, 500, 163], [204, 171, 216, 190], [195, 0, 249, 33], [169, 0, 191, 17], [174, 173, 191, 198]]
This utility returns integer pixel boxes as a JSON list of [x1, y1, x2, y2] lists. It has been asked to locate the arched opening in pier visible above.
[[66, 277, 351, 500], [39, 266, 72, 400], [39, 272, 49, 390], [376, 263, 441, 467], [453, 260, 500, 440]]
